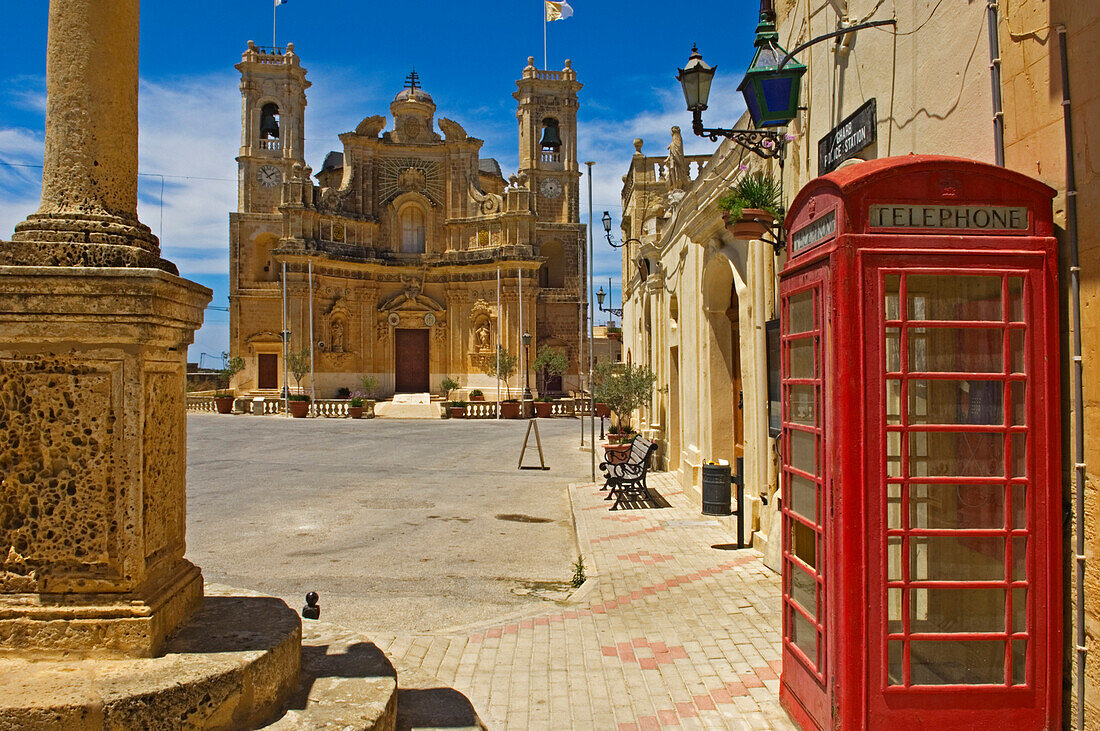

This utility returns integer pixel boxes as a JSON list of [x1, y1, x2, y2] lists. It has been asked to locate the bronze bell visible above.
[[539, 119, 562, 150], [260, 104, 280, 139]]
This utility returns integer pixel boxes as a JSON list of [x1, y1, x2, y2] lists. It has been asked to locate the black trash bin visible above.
[[701, 463, 732, 516]]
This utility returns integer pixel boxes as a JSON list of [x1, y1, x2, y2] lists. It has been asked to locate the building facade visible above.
[[229, 43, 586, 398], [619, 130, 781, 552]]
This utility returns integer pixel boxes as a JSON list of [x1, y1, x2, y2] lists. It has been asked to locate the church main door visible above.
[[394, 328, 430, 393]]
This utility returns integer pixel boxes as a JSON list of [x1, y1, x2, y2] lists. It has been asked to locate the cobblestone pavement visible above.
[[377, 471, 796, 730]]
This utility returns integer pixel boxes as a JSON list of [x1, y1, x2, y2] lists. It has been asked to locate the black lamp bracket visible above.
[[690, 110, 785, 159], [604, 231, 643, 250], [777, 18, 898, 70]]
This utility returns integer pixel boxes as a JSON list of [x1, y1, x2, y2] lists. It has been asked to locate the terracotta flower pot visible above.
[[349, 406, 363, 419], [288, 400, 310, 418], [602, 443, 631, 464], [723, 208, 775, 240], [450, 406, 466, 418], [470, 394, 486, 402], [214, 395, 235, 414], [594, 402, 611, 418], [533, 401, 554, 418], [500, 401, 521, 419]]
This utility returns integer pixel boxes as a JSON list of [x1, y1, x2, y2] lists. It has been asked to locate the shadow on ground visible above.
[[397, 687, 482, 729]]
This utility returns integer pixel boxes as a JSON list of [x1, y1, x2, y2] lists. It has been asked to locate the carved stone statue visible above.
[[330, 320, 345, 353], [665, 125, 690, 192], [475, 322, 491, 351]]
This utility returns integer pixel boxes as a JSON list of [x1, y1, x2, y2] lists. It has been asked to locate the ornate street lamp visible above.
[[678, 0, 894, 158], [602, 210, 642, 250], [737, 6, 806, 128], [522, 330, 533, 402], [596, 286, 623, 319]]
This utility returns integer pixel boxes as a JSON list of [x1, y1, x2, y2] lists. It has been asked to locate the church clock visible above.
[[539, 177, 562, 199], [257, 164, 282, 188]]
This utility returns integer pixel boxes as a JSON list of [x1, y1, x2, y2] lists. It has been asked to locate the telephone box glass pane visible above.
[[909, 641, 1006, 685], [909, 588, 1006, 633], [910, 536, 1005, 582], [791, 429, 816, 474], [790, 339, 816, 378], [790, 608, 817, 664], [906, 275, 1003, 321], [907, 380, 1003, 424], [789, 384, 817, 425], [788, 291, 814, 333], [909, 328, 1004, 372], [789, 473, 817, 520], [790, 565, 817, 615], [909, 484, 1007, 529], [909, 432, 1004, 477]]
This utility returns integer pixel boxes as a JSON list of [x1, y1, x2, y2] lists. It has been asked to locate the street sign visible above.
[[818, 99, 876, 174]]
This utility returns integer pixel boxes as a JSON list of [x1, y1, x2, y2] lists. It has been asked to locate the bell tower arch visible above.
[[236, 40, 310, 214]]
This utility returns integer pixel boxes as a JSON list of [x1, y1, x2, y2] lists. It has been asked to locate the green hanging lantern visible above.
[[737, 11, 806, 128]]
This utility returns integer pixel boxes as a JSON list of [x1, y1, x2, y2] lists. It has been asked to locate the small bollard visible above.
[[302, 591, 320, 620]]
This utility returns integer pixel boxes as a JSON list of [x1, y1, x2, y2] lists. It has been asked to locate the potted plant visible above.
[[481, 345, 518, 402], [532, 346, 568, 396], [286, 348, 312, 417], [593, 361, 657, 442], [605, 325, 622, 341], [469, 389, 485, 402], [533, 396, 554, 418], [287, 393, 311, 418], [449, 400, 467, 418], [500, 398, 521, 419], [358, 374, 379, 417], [348, 392, 365, 419], [441, 376, 459, 401], [214, 351, 245, 414], [717, 171, 783, 240]]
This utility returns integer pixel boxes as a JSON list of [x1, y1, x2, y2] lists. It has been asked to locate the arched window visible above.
[[400, 206, 426, 253], [259, 103, 280, 140], [539, 117, 562, 152], [539, 240, 565, 288]]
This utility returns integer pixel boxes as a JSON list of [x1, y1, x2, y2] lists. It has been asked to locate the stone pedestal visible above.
[[0, 267, 211, 656]]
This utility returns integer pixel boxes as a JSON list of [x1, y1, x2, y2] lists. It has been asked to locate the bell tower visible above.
[[236, 40, 310, 214], [515, 56, 582, 224]]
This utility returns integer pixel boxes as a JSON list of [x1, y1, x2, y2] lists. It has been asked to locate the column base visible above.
[[4, 213, 175, 273], [0, 560, 203, 658]]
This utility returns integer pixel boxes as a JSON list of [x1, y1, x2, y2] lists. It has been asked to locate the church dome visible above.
[[394, 86, 434, 105]]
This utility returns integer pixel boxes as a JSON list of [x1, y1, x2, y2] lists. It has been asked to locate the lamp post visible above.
[[522, 330, 533, 403], [602, 210, 641, 250], [677, 0, 894, 158], [596, 286, 623, 319]]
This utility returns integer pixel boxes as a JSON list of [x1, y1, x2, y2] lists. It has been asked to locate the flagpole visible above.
[[543, 0, 548, 70], [273, 1, 277, 49]]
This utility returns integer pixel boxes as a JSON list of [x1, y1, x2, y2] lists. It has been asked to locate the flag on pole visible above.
[[545, 1, 573, 22], [275, 0, 287, 6]]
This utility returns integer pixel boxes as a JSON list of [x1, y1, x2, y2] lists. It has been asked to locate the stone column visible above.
[[0, 0, 211, 657], [2, 0, 168, 272]]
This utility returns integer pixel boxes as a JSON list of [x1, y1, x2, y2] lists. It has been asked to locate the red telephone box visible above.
[[777, 156, 1061, 730]]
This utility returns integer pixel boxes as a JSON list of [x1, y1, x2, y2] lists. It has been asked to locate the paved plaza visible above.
[[186, 414, 792, 729]]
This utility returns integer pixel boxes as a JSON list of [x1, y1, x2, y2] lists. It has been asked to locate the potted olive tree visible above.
[[718, 171, 783, 240], [286, 348, 312, 418], [532, 346, 568, 417], [482, 345, 520, 417], [593, 361, 657, 448], [214, 351, 245, 414], [440, 376, 461, 418]]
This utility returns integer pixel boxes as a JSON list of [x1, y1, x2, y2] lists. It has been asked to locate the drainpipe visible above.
[[1058, 24, 1085, 731], [987, 1, 1005, 166]]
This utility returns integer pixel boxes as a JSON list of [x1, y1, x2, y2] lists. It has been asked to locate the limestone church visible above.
[[228, 41, 586, 398]]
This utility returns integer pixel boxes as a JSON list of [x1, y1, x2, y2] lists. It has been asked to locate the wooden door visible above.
[[257, 353, 278, 390], [394, 329, 430, 393]]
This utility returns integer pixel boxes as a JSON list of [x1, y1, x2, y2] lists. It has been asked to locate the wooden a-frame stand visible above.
[[518, 419, 550, 470]]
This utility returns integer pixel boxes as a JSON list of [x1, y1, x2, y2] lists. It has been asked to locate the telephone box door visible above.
[[779, 262, 831, 725]]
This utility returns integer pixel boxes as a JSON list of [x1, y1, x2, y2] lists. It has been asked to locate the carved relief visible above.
[[0, 357, 120, 591]]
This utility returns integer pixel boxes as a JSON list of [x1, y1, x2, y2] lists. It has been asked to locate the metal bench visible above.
[[599, 436, 658, 510]]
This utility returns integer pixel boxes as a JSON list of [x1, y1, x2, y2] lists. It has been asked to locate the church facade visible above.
[[228, 41, 586, 398]]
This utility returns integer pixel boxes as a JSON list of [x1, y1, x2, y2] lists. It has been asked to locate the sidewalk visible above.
[[377, 471, 795, 730]]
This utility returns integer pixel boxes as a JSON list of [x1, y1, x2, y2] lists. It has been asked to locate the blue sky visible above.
[[0, 1, 760, 362]]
